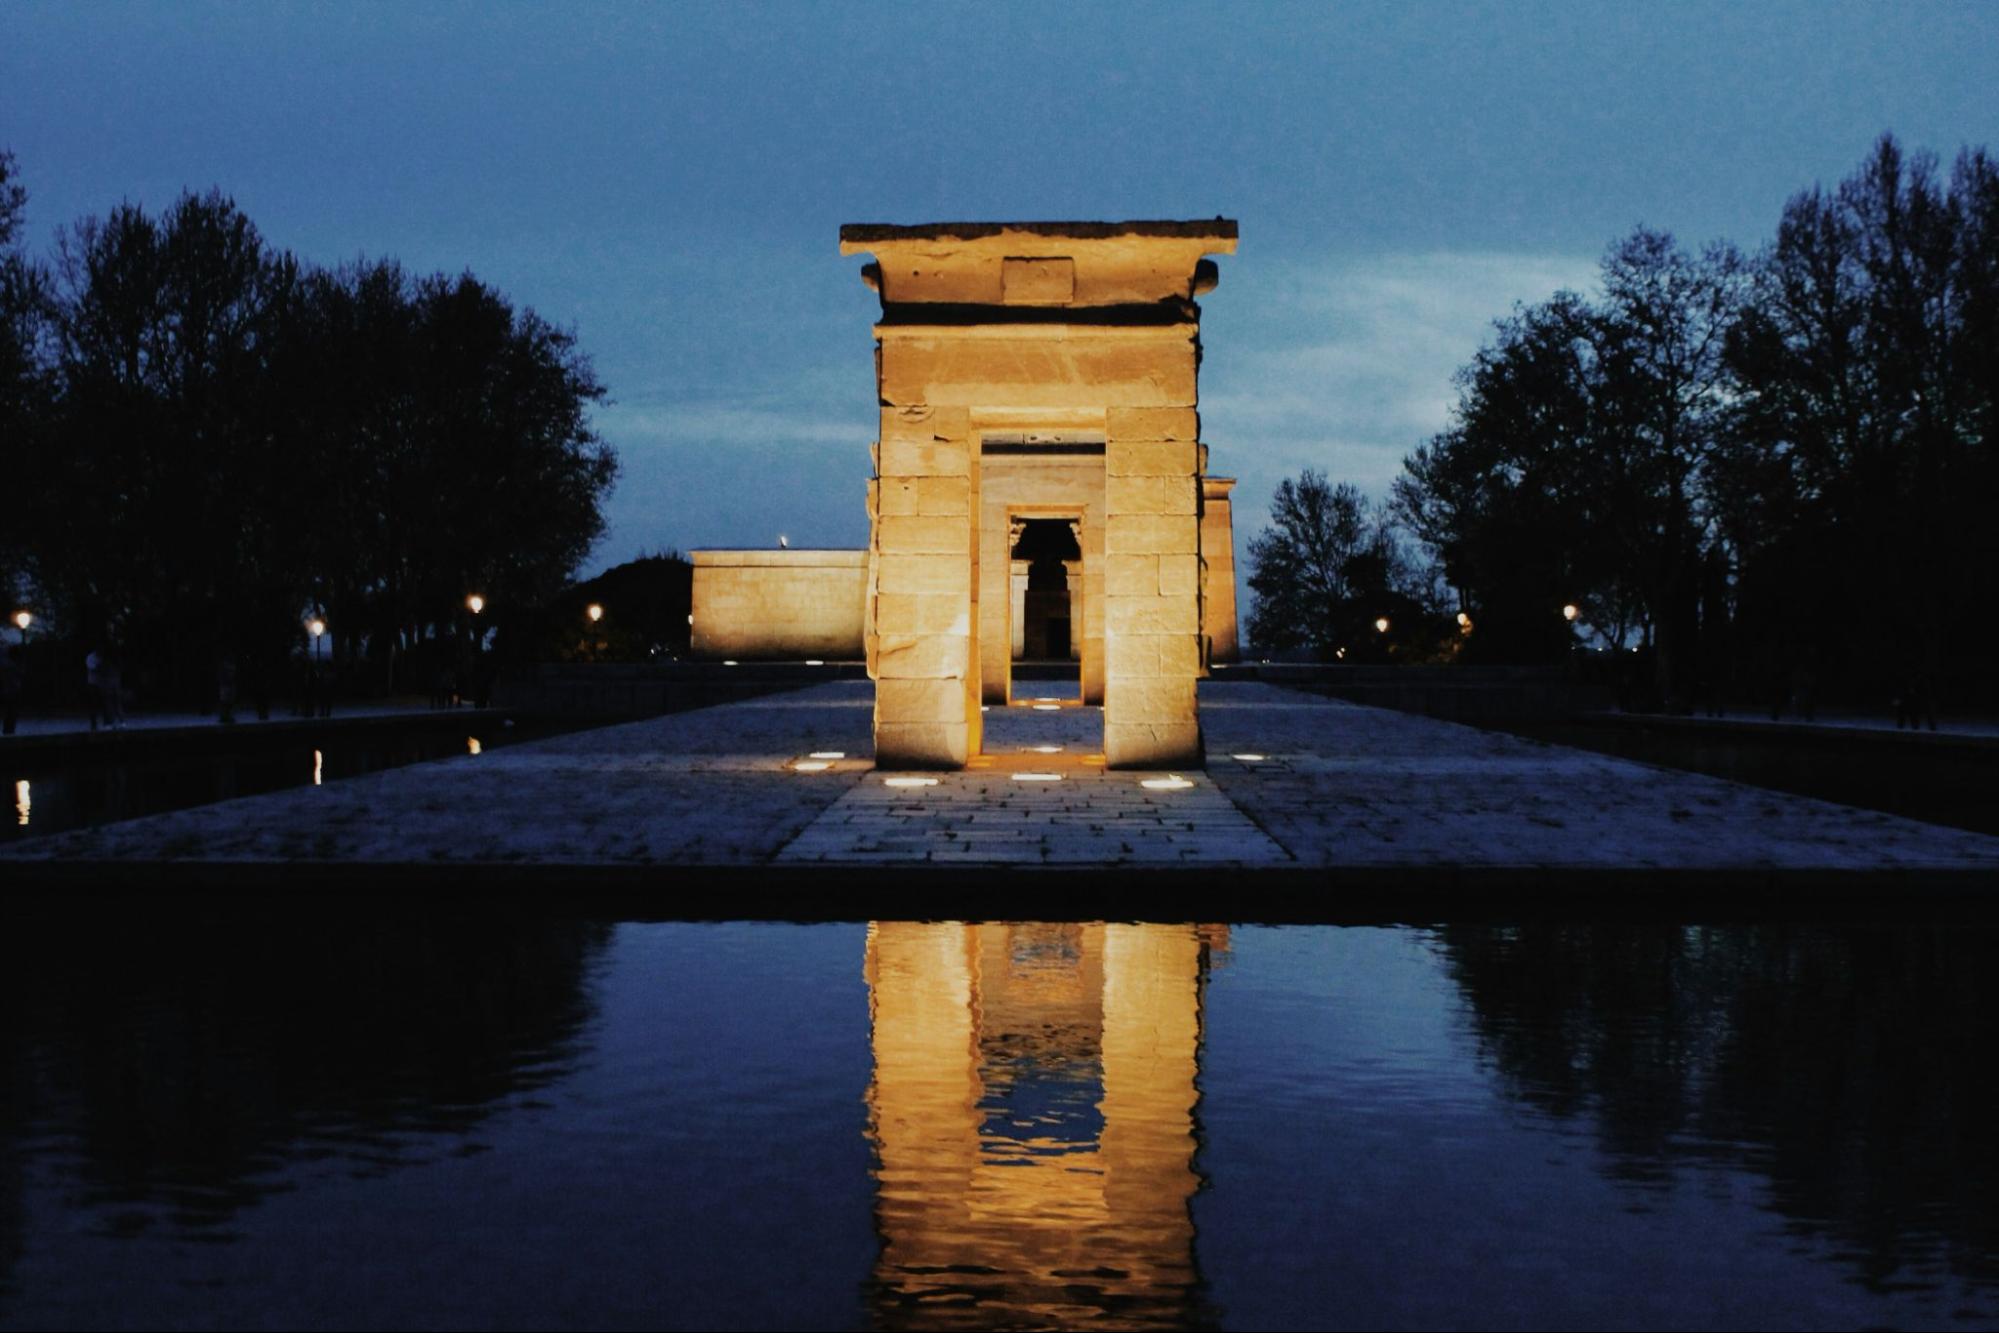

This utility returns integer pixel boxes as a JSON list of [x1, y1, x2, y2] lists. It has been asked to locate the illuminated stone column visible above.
[[1062, 557, 1083, 660], [1105, 407, 1204, 768], [1079, 511, 1105, 705], [870, 404, 979, 767], [1201, 476, 1239, 666], [1010, 558, 1029, 659]]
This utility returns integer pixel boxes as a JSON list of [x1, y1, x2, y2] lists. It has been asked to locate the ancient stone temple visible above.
[[842, 220, 1238, 769]]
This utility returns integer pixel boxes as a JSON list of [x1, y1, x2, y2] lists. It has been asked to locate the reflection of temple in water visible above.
[[864, 922, 1225, 1330]]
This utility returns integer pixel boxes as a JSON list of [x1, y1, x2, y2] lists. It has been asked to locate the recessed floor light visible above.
[[793, 760, 832, 772], [1029, 745, 1063, 754], [1141, 775, 1195, 790], [805, 659, 824, 666], [1232, 753, 1268, 762], [809, 751, 845, 760], [1012, 772, 1062, 782], [883, 776, 939, 788], [1032, 704, 1060, 711]]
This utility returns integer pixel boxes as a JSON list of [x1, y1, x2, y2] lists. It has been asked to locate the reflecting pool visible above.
[[2, 909, 1996, 1329]]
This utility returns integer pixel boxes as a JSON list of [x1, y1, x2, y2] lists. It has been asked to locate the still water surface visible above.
[[2, 912, 1995, 1330]]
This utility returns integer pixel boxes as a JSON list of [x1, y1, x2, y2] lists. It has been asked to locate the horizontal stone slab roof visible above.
[[840, 219, 1238, 246]]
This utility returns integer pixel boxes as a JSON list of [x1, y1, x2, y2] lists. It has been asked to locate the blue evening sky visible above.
[[5, 3, 1995, 580]]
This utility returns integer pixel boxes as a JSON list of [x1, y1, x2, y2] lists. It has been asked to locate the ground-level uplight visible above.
[[1012, 772, 1062, 782], [722, 659, 738, 666], [883, 776, 938, 788], [1141, 775, 1194, 790], [1032, 703, 1060, 712], [793, 760, 832, 772], [808, 751, 845, 760], [805, 659, 824, 666], [1029, 745, 1062, 754], [1231, 753, 1267, 762]]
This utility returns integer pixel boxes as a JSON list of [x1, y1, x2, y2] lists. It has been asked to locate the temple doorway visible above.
[[1010, 517, 1082, 684]]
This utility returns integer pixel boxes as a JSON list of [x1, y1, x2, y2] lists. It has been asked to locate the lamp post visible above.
[[1562, 603, 1580, 623], [307, 616, 328, 718], [11, 610, 28, 645]]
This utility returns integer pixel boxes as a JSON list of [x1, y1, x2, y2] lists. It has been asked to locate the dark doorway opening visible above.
[[1011, 520, 1081, 665]]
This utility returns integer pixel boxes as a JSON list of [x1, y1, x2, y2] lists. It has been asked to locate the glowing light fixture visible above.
[[884, 776, 938, 788], [311, 750, 322, 787], [467, 737, 482, 756], [15, 778, 29, 826], [306, 617, 326, 638], [808, 751, 845, 760], [1030, 745, 1063, 754], [466, 594, 485, 614], [11, 610, 28, 632], [723, 659, 738, 666], [1232, 753, 1266, 762], [586, 603, 604, 623], [1141, 775, 1194, 790], [1032, 704, 1060, 712], [793, 760, 832, 772], [1562, 603, 1580, 622], [805, 659, 824, 666], [1374, 616, 1390, 633], [1457, 611, 1471, 627], [1012, 772, 1062, 782]]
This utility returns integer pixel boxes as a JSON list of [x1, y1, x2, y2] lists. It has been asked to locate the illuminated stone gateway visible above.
[[844, 219, 1239, 769]]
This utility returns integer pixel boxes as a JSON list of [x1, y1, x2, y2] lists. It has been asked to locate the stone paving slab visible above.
[[6, 680, 1999, 881], [4, 686, 876, 866], [1201, 684, 1999, 872]]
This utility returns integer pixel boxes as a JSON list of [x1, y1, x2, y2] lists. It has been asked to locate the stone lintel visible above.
[[843, 220, 1237, 308], [840, 219, 1238, 249], [873, 321, 1199, 341], [690, 549, 868, 568]]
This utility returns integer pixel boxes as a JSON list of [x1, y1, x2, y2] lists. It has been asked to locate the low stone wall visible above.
[[689, 549, 868, 660], [1212, 663, 1606, 721], [494, 661, 864, 718]]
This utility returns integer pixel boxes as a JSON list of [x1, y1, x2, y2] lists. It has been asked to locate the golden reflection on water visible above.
[[864, 922, 1224, 1330]]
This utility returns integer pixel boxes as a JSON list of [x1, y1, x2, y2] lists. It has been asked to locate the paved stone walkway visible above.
[[7, 680, 1999, 877], [781, 689, 1282, 865]]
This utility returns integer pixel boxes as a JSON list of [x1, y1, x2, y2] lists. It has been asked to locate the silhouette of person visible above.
[[84, 645, 105, 732]]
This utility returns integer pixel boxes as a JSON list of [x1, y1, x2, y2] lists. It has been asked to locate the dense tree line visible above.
[[1392, 135, 1999, 713], [0, 152, 616, 706], [1244, 469, 1446, 662]]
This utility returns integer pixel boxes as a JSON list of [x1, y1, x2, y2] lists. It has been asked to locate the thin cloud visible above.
[[1206, 249, 1599, 505]]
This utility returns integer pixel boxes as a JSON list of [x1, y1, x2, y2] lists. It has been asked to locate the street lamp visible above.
[[1562, 603, 1580, 622], [11, 610, 28, 643], [1374, 616, 1390, 634], [466, 594, 485, 615], [586, 603, 604, 623]]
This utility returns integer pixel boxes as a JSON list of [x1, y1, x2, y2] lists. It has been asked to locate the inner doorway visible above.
[[1010, 518, 1082, 691]]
